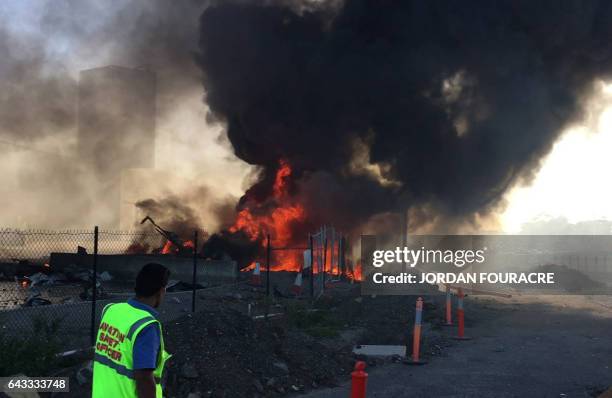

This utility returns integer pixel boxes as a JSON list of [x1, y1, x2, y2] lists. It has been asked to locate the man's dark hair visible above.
[[135, 263, 170, 297]]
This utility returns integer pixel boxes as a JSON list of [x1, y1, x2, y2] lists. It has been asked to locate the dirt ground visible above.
[[55, 276, 444, 398], [159, 279, 444, 398], [44, 276, 612, 398]]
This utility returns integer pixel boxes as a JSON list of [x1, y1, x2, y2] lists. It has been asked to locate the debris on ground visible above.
[[26, 272, 51, 286], [25, 272, 68, 287], [99, 271, 113, 282], [157, 279, 444, 397], [167, 280, 206, 292], [79, 282, 106, 300], [30, 275, 448, 398], [23, 292, 52, 307], [163, 308, 355, 397]]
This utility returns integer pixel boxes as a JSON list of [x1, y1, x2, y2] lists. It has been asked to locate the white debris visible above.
[[99, 271, 113, 282], [353, 345, 407, 357], [166, 279, 180, 289], [27, 272, 50, 286]]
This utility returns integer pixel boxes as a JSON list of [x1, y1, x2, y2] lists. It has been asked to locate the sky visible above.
[[501, 82, 612, 233]]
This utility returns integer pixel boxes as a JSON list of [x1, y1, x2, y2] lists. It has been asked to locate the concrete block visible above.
[[353, 345, 407, 357], [49, 253, 238, 284]]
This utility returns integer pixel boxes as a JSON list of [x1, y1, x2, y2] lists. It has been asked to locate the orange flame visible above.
[[161, 241, 174, 254], [229, 160, 306, 271], [161, 240, 194, 255], [273, 158, 292, 197], [243, 257, 363, 282], [230, 160, 361, 281], [346, 261, 363, 281]]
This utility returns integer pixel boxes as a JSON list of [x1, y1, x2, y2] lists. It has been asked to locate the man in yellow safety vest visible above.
[[92, 263, 172, 398]]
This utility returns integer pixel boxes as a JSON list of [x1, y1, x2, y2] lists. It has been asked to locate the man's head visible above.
[[134, 263, 170, 308]]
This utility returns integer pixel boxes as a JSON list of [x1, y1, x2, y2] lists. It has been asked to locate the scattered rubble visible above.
[[79, 282, 106, 301], [23, 292, 52, 307], [11, 274, 445, 398], [99, 271, 113, 282], [163, 307, 354, 397], [159, 280, 443, 397], [25, 272, 68, 287], [167, 279, 205, 293]]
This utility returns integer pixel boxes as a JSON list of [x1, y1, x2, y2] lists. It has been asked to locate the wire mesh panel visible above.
[[97, 230, 166, 256], [95, 230, 166, 296], [96, 228, 206, 287], [268, 243, 309, 298], [0, 229, 94, 265], [0, 226, 213, 356], [0, 229, 95, 308], [311, 226, 347, 297], [0, 229, 96, 351], [261, 227, 348, 299]]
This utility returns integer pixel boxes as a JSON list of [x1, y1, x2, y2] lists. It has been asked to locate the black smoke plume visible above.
[[198, 0, 612, 234]]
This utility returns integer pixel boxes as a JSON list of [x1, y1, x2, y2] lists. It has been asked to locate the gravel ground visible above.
[[55, 276, 448, 398], [163, 308, 354, 397], [161, 281, 445, 398], [301, 294, 612, 398]]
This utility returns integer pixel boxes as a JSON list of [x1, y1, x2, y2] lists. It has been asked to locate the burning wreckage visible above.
[[201, 159, 361, 281], [3, 191, 358, 310]]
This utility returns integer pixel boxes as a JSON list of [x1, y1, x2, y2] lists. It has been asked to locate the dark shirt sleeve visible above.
[[132, 323, 160, 370]]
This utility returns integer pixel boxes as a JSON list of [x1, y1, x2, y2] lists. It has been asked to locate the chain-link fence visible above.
[[260, 225, 350, 299], [311, 225, 349, 296], [0, 227, 205, 352], [0, 229, 94, 309]]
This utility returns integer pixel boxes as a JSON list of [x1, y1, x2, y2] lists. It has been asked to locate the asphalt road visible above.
[[301, 295, 612, 398]]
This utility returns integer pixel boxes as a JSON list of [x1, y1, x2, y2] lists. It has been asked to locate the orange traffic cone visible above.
[[444, 284, 453, 326], [404, 297, 427, 365], [453, 288, 472, 340], [250, 262, 262, 286]]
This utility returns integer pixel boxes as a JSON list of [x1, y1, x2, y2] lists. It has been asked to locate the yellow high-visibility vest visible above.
[[92, 302, 171, 398]]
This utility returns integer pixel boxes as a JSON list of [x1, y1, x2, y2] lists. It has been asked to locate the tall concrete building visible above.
[[78, 65, 156, 228]]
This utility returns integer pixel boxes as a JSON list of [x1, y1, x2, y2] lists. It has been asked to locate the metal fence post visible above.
[[402, 208, 408, 272], [322, 237, 328, 292], [309, 235, 314, 298], [337, 233, 342, 277], [341, 236, 347, 278], [192, 230, 198, 313], [91, 226, 99, 347], [266, 234, 271, 297]]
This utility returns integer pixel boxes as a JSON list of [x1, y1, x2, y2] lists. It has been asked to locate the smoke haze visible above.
[[3, 0, 612, 238], [198, 0, 612, 234], [0, 0, 252, 230]]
